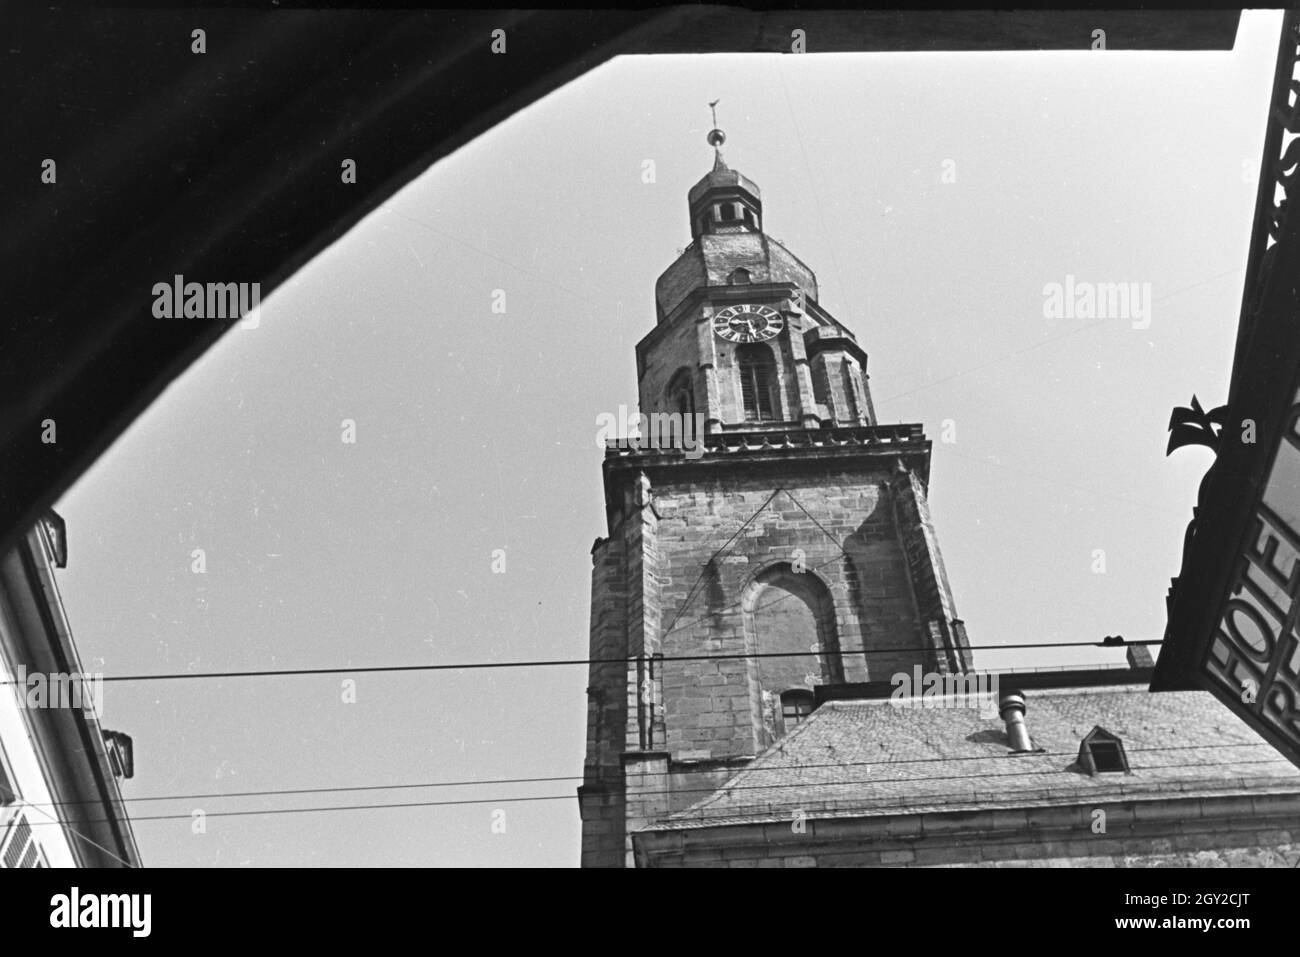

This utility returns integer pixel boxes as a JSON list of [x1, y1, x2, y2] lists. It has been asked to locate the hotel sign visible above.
[[1153, 14, 1300, 767], [1200, 395, 1300, 757]]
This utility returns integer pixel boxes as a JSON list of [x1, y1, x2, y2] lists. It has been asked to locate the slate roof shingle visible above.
[[646, 685, 1300, 831]]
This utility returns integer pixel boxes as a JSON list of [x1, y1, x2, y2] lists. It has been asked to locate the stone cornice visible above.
[[602, 424, 932, 522]]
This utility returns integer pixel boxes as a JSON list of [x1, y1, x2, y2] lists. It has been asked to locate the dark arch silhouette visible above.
[[741, 562, 842, 747]]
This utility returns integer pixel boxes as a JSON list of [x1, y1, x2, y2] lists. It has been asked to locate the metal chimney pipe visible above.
[[999, 690, 1032, 752]]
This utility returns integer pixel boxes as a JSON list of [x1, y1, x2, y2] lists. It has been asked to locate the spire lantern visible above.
[[688, 99, 762, 240]]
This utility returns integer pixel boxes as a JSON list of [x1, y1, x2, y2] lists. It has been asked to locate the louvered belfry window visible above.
[[737, 344, 777, 422]]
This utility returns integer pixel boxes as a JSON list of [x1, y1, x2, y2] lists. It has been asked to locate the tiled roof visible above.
[[687, 163, 761, 207], [647, 685, 1300, 831]]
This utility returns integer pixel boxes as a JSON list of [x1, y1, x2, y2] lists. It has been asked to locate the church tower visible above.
[[579, 119, 973, 867]]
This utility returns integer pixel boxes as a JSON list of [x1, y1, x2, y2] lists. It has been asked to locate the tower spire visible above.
[[687, 101, 761, 241], [707, 99, 727, 171]]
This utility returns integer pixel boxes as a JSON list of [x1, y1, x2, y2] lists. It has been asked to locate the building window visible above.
[[729, 268, 751, 285], [104, 730, 135, 781], [1077, 727, 1129, 774], [0, 741, 15, 806], [781, 690, 815, 731], [737, 344, 778, 422], [666, 368, 695, 418], [0, 814, 43, 869], [811, 359, 830, 408], [716, 202, 745, 223], [1088, 740, 1126, 772], [743, 207, 756, 228], [840, 362, 861, 421]]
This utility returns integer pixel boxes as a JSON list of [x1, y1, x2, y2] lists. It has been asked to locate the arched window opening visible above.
[[666, 368, 695, 418], [742, 563, 842, 751], [729, 267, 751, 285], [737, 344, 778, 423]]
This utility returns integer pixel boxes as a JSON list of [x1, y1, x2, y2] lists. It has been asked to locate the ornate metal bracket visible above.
[[1166, 395, 1229, 456], [1165, 395, 1228, 613], [1247, 17, 1300, 312]]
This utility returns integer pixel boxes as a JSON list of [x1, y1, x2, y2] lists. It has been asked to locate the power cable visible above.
[[0, 635, 1157, 687], [35, 754, 1296, 829], [20, 740, 1281, 811]]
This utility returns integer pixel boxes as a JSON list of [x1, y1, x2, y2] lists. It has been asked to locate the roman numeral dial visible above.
[[711, 304, 784, 343]]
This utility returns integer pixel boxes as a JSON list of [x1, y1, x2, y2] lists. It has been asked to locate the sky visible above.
[[53, 11, 1284, 867]]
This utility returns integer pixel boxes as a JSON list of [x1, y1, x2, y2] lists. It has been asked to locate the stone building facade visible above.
[[578, 138, 973, 867], [578, 134, 1300, 868]]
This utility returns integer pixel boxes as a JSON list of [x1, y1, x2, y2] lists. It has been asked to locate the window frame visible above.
[[737, 343, 779, 423], [780, 689, 815, 732], [1077, 726, 1130, 775]]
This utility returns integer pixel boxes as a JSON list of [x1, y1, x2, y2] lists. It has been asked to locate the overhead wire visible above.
[[20, 740, 1284, 812], [0, 635, 1154, 687], [31, 752, 1296, 829]]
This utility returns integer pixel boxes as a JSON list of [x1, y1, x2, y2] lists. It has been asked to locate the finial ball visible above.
[[707, 128, 726, 148]]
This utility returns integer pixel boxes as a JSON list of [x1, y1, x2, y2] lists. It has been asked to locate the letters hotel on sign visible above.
[[1204, 397, 1300, 751]]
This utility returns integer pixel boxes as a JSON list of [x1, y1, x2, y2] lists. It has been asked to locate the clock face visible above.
[[711, 304, 784, 343]]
